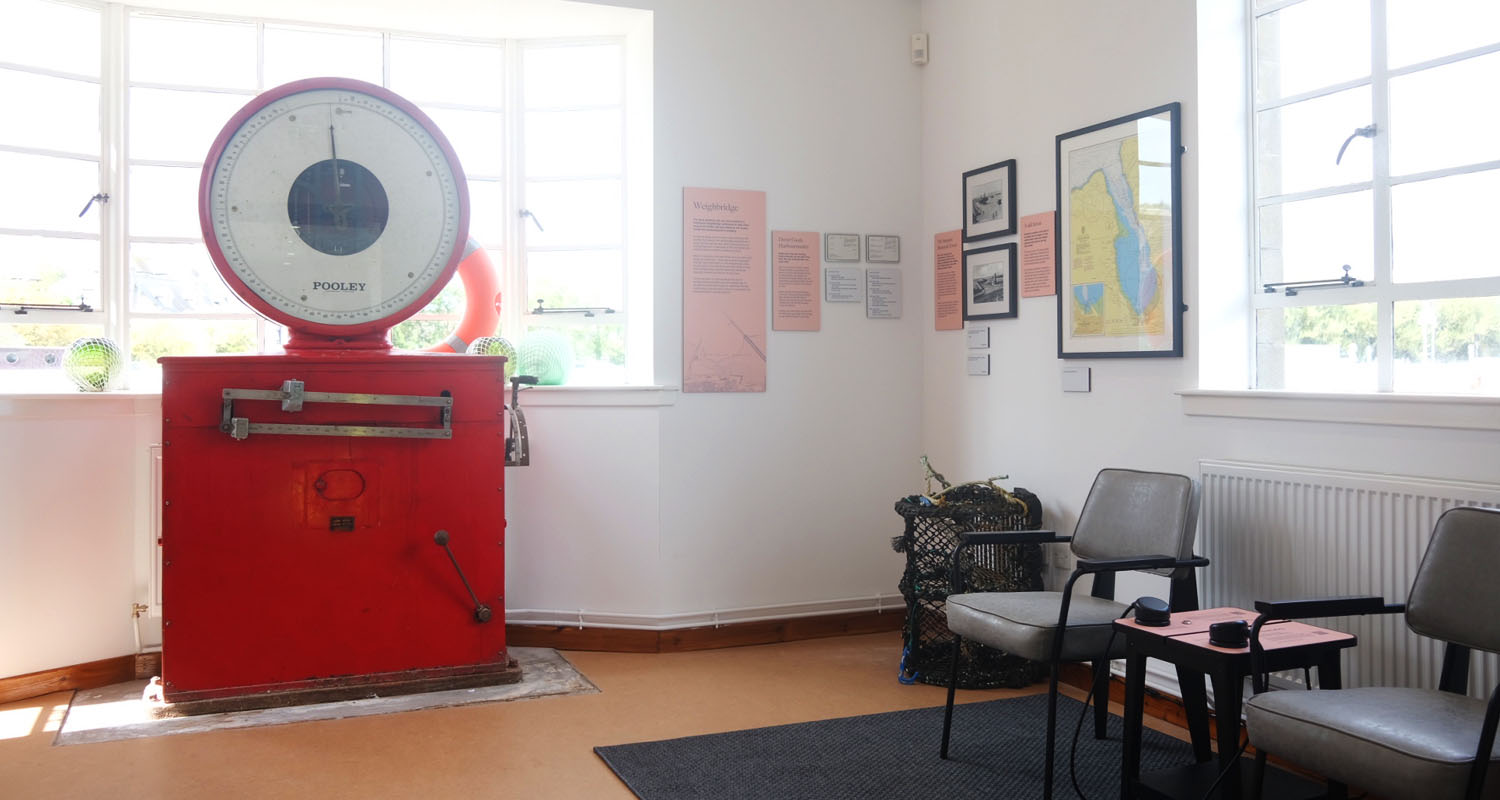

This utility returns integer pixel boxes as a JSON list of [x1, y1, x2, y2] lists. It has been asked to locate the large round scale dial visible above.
[[200, 77, 468, 349]]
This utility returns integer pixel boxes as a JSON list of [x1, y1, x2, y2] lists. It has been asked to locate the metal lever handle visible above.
[[433, 530, 491, 623]]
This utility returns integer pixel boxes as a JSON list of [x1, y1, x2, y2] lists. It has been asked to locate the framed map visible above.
[[1055, 103, 1182, 358]]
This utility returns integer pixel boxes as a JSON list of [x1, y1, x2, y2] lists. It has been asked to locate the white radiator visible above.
[[1198, 460, 1500, 694]]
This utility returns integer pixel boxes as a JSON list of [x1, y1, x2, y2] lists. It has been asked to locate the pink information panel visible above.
[[1019, 212, 1057, 298], [934, 229, 963, 331], [683, 187, 768, 393], [772, 230, 821, 331]]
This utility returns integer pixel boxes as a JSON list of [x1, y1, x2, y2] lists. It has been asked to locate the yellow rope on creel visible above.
[[918, 455, 1028, 517]]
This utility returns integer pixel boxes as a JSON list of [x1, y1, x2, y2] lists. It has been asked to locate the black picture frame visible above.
[[962, 158, 1017, 242], [1054, 102, 1183, 358], [962, 242, 1018, 321]]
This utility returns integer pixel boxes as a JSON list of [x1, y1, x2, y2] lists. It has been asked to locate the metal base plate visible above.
[[153, 658, 523, 718]]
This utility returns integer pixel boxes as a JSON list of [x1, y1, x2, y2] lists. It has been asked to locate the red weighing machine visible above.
[[158, 78, 520, 713]]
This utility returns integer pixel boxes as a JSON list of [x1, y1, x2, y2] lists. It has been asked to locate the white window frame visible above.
[[1247, 0, 1500, 393], [1, 0, 651, 391]]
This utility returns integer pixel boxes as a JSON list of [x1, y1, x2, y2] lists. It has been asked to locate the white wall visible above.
[[0, 396, 156, 676], [917, 0, 1500, 601]]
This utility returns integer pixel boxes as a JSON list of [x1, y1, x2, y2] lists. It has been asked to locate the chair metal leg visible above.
[[940, 634, 962, 759], [1250, 749, 1267, 800], [1092, 658, 1110, 739], [1045, 658, 1060, 800]]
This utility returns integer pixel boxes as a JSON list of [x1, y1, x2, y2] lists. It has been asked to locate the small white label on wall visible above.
[[966, 326, 989, 349], [825, 266, 864, 302], [967, 354, 990, 376], [866, 268, 902, 318], [1061, 366, 1091, 392]]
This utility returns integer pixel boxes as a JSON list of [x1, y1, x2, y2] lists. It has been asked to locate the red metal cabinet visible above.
[[159, 352, 514, 711]]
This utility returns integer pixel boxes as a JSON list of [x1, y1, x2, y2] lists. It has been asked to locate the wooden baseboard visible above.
[[1, 612, 903, 705], [506, 609, 905, 653], [1, 653, 148, 706]]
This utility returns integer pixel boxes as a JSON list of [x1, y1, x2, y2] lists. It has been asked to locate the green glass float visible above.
[[516, 329, 573, 385], [467, 336, 517, 381], [61, 336, 124, 392]]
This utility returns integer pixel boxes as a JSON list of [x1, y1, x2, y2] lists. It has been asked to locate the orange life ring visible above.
[[425, 238, 502, 353]]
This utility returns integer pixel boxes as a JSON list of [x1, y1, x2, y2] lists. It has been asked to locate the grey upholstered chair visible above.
[[939, 468, 1206, 800], [1245, 505, 1500, 800]]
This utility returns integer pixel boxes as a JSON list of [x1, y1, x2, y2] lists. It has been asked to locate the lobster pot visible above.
[[159, 352, 517, 713], [892, 485, 1045, 688]]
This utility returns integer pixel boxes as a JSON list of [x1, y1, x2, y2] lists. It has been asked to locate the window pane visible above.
[[263, 26, 383, 88], [0, 323, 106, 391], [524, 321, 626, 383], [1258, 191, 1372, 285], [1394, 297, 1500, 393], [130, 318, 259, 364], [391, 38, 504, 107], [0, 70, 98, 155], [1392, 170, 1500, 283], [0, 323, 101, 349], [129, 166, 202, 239], [1, 0, 99, 77], [422, 107, 504, 177], [0, 234, 99, 306], [525, 109, 622, 177], [524, 43, 622, 108], [1256, 304, 1378, 391], [1389, 52, 1500, 176], [524, 179, 622, 248], [389, 277, 469, 351], [468, 179, 506, 249], [0, 152, 98, 234], [130, 15, 257, 90], [1388, 0, 1500, 68], [528, 249, 622, 310], [1256, 87, 1371, 197], [1255, 0, 1370, 104], [130, 88, 252, 163], [130, 242, 240, 313]]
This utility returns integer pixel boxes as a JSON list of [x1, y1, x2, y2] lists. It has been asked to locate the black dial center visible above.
[[287, 158, 389, 256]]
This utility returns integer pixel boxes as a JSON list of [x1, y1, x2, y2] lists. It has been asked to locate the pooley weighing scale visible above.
[[157, 77, 520, 713]]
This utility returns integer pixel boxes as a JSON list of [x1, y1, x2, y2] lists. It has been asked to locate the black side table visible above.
[[1115, 607, 1357, 800]]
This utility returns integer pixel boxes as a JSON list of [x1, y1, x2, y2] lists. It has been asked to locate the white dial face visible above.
[[205, 87, 464, 327]]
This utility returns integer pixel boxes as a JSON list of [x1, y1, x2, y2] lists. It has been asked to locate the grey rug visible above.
[[595, 693, 1196, 799], [57, 647, 596, 745]]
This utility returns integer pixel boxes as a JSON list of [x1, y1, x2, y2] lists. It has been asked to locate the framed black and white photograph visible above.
[[962, 158, 1017, 242], [1055, 103, 1182, 358], [962, 242, 1017, 321]]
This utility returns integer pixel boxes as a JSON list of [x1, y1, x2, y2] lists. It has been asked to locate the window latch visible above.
[[519, 208, 545, 233], [1263, 264, 1366, 296], [532, 298, 615, 318], [78, 192, 110, 218], [1335, 125, 1377, 165]]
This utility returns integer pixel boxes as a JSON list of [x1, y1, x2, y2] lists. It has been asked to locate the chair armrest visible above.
[[949, 531, 1069, 592], [1247, 596, 1403, 694], [1074, 554, 1210, 574], [1252, 596, 1404, 620], [957, 530, 1069, 546]]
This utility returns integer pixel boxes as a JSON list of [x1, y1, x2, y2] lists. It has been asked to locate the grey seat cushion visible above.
[[1246, 687, 1500, 799], [946, 591, 1129, 663]]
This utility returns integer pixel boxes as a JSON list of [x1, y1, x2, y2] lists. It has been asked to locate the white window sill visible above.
[[1180, 389, 1500, 431], [516, 384, 678, 407]]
